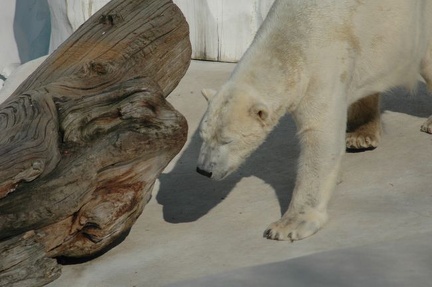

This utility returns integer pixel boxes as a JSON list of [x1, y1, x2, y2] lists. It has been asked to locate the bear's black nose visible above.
[[196, 167, 212, 178]]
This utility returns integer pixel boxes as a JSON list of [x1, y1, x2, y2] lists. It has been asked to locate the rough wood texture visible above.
[[0, 0, 191, 286], [0, 232, 61, 287]]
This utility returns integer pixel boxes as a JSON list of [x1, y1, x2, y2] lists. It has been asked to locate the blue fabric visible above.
[[13, 0, 51, 64]]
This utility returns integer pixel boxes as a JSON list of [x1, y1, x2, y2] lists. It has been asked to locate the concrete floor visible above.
[[46, 60, 432, 287]]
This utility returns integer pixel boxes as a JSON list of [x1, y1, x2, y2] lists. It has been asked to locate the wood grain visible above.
[[0, 0, 190, 286]]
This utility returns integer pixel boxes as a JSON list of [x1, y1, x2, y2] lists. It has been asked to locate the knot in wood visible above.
[[99, 13, 123, 27], [80, 61, 116, 76], [90, 61, 109, 75]]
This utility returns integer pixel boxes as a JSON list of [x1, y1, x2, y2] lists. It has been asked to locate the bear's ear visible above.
[[251, 103, 270, 124], [201, 89, 217, 103]]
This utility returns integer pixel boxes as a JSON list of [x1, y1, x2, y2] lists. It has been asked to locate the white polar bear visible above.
[[197, 0, 432, 241]]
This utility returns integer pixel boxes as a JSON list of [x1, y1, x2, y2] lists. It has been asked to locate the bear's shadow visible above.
[[156, 84, 432, 224], [156, 113, 298, 223]]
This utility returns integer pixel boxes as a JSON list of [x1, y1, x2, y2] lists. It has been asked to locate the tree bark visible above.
[[0, 0, 191, 286]]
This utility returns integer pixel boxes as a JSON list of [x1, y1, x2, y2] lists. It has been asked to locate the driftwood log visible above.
[[0, 0, 191, 286]]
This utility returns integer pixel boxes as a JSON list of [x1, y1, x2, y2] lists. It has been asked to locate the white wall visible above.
[[0, 0, 276, 92], [174, 0, 274, 62], [49, 0, 276, 62], [48, 0, 110, 53], [0, 1, 20, 79]]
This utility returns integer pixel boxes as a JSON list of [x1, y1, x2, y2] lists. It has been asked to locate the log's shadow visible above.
[[157, 115, 299, 223], [56, 228, 131, 265]]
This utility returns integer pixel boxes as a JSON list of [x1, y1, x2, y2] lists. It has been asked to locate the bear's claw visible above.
[[263, 229, 295, 242], [263, 212, 327, 242], [346, 131, 380, 150]]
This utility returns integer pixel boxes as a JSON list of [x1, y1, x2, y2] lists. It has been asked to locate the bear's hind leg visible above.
[[346, 93, 382, 150]]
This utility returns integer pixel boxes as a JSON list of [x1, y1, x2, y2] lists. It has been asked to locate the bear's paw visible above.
[[346, 129, 380, 150], [420, 116, 432, 134], [263, 212, 327, 242]]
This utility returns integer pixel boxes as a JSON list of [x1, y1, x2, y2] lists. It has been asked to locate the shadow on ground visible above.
[[157, 83, 431, 224], [157, 114, 299, 223]]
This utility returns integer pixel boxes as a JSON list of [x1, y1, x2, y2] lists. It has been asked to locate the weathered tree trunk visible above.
[[0, 0, 191, 286]]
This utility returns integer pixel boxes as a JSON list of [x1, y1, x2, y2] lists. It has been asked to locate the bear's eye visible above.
[[219, 136, 233, 145]]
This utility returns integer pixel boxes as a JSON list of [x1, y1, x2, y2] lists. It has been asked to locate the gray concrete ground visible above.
[[48, 61, 432, 287], [169, 232, 432, 287]]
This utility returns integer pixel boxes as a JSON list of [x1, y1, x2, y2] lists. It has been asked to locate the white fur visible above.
[[198, 0, 432, 241]]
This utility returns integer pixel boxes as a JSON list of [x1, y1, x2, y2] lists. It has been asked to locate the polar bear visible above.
[[197, 0, 432, 241]]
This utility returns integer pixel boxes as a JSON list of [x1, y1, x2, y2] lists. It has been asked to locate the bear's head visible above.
[[197, 84, 274, 180]]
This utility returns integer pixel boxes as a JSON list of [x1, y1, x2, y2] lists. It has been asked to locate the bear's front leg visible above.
[[264, 95, 346, 241]]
